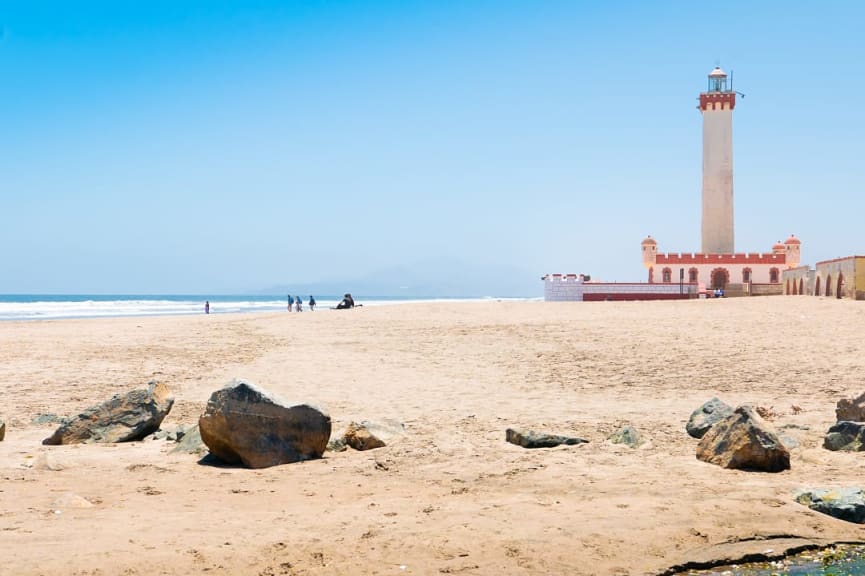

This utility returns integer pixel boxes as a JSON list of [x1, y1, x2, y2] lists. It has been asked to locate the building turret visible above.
[[772, 240, 785, 254], [784, 235, 801, 268], [642, 236, 658, 269]]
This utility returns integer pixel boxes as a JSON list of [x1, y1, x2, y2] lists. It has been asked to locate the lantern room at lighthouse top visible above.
[[700, 66, 736, 111], [707, 66, 729, 92]]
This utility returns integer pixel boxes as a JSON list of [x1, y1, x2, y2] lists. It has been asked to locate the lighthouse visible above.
[[700, 66, 736, 254]]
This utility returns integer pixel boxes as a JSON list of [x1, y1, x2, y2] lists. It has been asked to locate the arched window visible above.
[[769, 268, 779, 283], [688, 268, 698, 283], [742, 268, 752, 284], [662, 268, 672, 283]]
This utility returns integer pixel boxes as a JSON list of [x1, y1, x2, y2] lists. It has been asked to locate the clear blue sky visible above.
[[1, 1, 862, 294]]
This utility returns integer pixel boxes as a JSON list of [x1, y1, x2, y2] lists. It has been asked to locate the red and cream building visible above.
[[642, 235, 801, 295]]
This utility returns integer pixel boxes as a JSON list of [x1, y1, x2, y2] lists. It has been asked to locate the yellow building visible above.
[[782, 256, 865, 299]]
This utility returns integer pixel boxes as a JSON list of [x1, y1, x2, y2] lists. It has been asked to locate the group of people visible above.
[[287, 295, 316, 312], [204, 293, 358, 315]]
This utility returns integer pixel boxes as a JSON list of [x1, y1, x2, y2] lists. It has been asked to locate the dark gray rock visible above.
[[170, 424, 206, 455], [506, 428, 588, 449], [836, 392, 865, 422], [32, 413, 65, 425], [696, 405, 790, 472], [42, 381, 174, 445], [686, 397, 734, 439], [794, 488, 865, 523], [152, 424, 186, 442], [823, 421, 865, 451], [343, 419, 406, 451], [198, 379, 330, 469], [608, 425, 643, 448]]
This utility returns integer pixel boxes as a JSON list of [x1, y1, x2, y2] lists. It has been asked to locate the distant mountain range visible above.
[[261, 259, 541, 298]]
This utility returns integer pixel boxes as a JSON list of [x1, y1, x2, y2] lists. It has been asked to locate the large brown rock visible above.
[[836, 392, 865, 422], [198, 379, 330, 468], [42, 381, 174, 445], [696, 405, 790, 472]]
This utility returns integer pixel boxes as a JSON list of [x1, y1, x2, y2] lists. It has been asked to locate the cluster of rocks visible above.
[[18, 377, 865, 526], [26, 378, 406, 470], [686, 393, 865, 524], [687, 398, 790, 472], [824, 391, 865, 452]]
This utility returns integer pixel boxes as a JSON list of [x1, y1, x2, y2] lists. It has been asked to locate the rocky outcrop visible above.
[[686, 398, 734, 439], [836, 392, 865, 422], [506, 428, 588, 449], [608, 425, 643, 448], [343, 419, 406, 451], [198, 379, 330, 468], [794, 488, 865, 524], [696, 405, 790, 472], [823, 421, 865, 452], [42, 381, 174, 445]]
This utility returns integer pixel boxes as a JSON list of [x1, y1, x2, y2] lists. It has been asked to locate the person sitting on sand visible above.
[[335, 293, 355, 309]]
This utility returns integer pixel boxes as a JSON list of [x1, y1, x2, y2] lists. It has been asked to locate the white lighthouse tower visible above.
[[700, 66, 736, 254]]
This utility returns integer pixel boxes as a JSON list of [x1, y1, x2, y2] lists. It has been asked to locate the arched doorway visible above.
[[793, 280, 798, 295], [799, 278, 804, 295], [826, 274, 832, 297], [815, 276, 821, 296], [710, 268, 729, 291], [837, 273, 844, 299], [786, 279, 791, 295]]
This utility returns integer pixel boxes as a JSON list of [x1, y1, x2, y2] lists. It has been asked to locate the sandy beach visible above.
[[2, 298, 865, 575]]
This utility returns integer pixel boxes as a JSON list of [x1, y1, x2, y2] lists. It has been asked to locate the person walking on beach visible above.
[[308, 295, 316, 311], [287, 295, 292, 312], [295, 295, 303, 312], [205, 301, 210, 314]]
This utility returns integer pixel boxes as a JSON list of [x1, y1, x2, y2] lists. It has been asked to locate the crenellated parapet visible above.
[[699, 92, 736, 111], [656, 252, 786, 265]]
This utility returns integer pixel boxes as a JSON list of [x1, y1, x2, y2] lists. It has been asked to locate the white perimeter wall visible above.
[[544, 278, 696, 301]]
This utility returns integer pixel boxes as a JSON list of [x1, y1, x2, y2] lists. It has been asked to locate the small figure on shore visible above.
[[205, 300, 210, 314], [308, 295, 316, 311], [295, 295, 303, 312], [335, 293, 355, 310], [287, 295, 292, 312]]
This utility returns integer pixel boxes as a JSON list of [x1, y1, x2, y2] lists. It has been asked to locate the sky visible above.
[[1, 0, 863, 294]]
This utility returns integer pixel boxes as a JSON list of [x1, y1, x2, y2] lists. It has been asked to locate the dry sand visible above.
[[1, 298, 865, 575]]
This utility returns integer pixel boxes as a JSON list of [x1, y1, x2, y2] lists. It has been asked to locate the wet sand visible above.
[[1, 298, 864, 575]]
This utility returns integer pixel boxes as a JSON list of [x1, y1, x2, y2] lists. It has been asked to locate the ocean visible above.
[[0, 294, 528, 321]]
